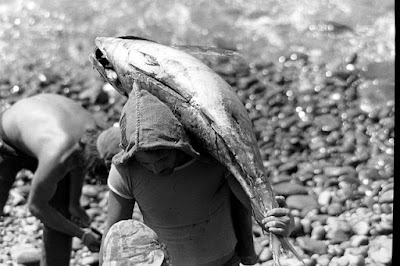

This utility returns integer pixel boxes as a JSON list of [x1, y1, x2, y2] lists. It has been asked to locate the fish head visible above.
[[89, 36, 160, 97]]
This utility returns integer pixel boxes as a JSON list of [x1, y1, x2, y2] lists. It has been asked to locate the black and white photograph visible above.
[[0, 0, 394, 265]]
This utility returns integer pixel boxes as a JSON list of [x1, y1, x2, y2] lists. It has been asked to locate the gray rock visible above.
[[297, 236, 327, 255], [82, 185, 101, 198], [258, 247, 272, 262], [352, 221, 370, 235], [323, 166, 343, 177], [318, 190, 332, 206], [338, 174, 360, 185], [368, 236, 392, 265], [72, 237, 83, 251], [311, 225, 326, 240], [326, 228, 350, 244], [10, 244, 41, 265], [358, 79, 394, 113], [271, 173, 293, 184], [376, 220, 392, 235], [272, 182, 308, 197], [347, 254, 365, 266], [331, 255, 349, 266], [350, 235, 369, 247], [286, 195, 319, 215], [327, 202, 343, 216], [80, 253, 99, 266], [316, 254, 331, 266], [378, 189, 393, 203], [345, 246, 369, 257], [314, 114, 341, 132]]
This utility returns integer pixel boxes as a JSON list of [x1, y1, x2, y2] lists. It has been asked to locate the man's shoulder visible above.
[[114, 158, 142, 176]]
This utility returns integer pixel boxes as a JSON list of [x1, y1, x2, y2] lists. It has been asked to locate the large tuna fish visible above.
[[89, 36, 303, 265]]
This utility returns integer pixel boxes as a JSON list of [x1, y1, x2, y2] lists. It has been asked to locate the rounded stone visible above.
[[258, 247, 273, 262], [311, 225, 326, 240], [327, 203, 343, 216], [352, 221, 370, 235], [350, 235, 369, 247], [378, 189, 393, 203], [286, 195, 319, 215], [318, 190, 332, 206]]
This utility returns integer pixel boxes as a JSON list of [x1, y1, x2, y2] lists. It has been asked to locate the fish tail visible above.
[[278, 235, 305, 265], [270, 233, 282, 266]]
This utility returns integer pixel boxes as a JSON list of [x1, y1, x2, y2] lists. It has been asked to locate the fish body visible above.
[[90, 37, 303, 265]]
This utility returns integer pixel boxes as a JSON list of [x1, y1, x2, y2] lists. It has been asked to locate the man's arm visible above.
[[68, 167, 90, 227], [27, 150, 100, 251], [100, 190, 135, 264]]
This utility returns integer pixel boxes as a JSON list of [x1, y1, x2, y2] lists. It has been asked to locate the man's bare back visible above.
[[0, 93, 118, 265]]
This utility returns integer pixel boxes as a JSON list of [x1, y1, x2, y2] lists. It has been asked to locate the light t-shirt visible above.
[[108, 158, 238, 265]]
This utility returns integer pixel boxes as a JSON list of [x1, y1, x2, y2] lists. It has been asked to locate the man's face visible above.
[[135, 149, 179, 176]]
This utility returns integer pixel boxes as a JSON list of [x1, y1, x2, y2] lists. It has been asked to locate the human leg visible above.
[[0, 156, 20, 215], [40, 174, 72, 266]]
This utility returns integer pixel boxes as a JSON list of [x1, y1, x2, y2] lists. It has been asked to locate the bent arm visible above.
[[100, 190, 135, 264], [28, 156, 86, 239]]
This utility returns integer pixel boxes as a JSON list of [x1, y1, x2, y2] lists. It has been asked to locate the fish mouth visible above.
[[90, 36, 189, 102], [89, 47, 128, 97], [89, 36, 157, 97], [89, 46, 181, 100]]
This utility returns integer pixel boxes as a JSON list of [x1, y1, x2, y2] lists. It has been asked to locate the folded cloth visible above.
[[102, 219, 171, 266], [113, 88, 199, 165]]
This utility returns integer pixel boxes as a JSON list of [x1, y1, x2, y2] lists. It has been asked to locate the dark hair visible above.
[[79, 128, 108, 181]]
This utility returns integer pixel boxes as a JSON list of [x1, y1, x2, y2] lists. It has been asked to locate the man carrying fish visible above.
[[0, 93, 121, 266], [91, 36, 303, 265], [99, 89, 294, 265]]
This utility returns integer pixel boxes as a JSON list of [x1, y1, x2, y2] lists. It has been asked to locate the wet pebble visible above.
[[315, 254, 331, 266], [286, 195, 319, 216], [80, 253, 99, 266], [345, 246, 369, 257], [318, 190, 332, 206], [347, 254, 365, 266], [368, 236, 392, 264], [375, 220, 392, 235], [297, 236, 327, 255], [350, 235, 369, 247], [82, 185, 101, 198], [10, 244, 41, 265], [351, 220, 370, 235], [272, 182, 308, 197], [329, 255, 349, 266], [72, 237, 84, 251], [271, 173, 293, 184], [258, 247, 272, 262], [378, 189, 393, 203], [326, 228, 350, 244], [327, 202, 343, 216], [311, 224, 325, 240], [338, 174, 360, 185], [314, 114, 341, 132]]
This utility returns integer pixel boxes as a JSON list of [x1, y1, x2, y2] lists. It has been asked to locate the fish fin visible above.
[[171, 45, 243, 58], [117, 35, 156, 43], [269, 233, 306, 266], [270, 233, 282, 266], [278, 236, 306, 266]]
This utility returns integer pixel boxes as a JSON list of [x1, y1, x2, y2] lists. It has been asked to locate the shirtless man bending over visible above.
[[0, 93, 120, 266]]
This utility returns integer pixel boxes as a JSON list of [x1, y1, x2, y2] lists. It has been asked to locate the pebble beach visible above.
[[0, 1, 394, 265]]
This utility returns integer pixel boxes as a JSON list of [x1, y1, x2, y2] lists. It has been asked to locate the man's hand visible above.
[[262, 196, 294, 237], [81, 228, 101, 252]]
